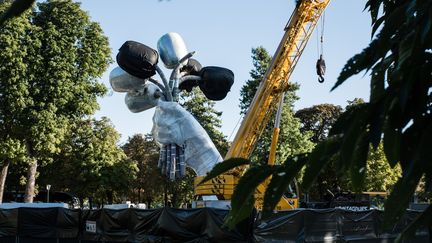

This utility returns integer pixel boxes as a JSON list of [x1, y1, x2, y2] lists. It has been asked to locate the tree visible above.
[[122, 134, 165, 208], [294, 104, 343, 200], [295, 104, 343, 143], [364, 143, 401, 192], [0, 0, 111, 202], [0, 0, 35, 26], [0, 0, 33, 202], [122, 133, 196, 208], [239, 46, 272, 115], [38, 117, 134, 207], [295, 101, 401, 200], [165, 167, 195, 208], [239, 47, 313, 164], [180, 88, 230, 157]]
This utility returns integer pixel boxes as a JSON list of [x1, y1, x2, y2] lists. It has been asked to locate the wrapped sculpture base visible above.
[[152, 101, 223, 178]]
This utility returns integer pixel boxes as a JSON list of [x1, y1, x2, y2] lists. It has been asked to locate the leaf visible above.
[[384, 123, 431, 228], [333, 2, 408, 92], [365, 0, 382, 25], [395, 205, 432, 243], [262, 154, 308, 218], [371, 16, 385, 37], [339, 104, 369, 171], [197, 158, 249, 185], [397, 31, 416, 69], [383, 170, 423, 229], [328, 105, 361, 136], [349, 131, 370, 191], [369, 60, 386, 104], [369, 55, 393, 149], [421, 6, 432, 45], [369, 101, 384, 149], [383, 98, 401, 167], [333, 39, 382, 91], [378, 2, 409, 41], [225, 194, 255, 229], [383, 127, 401, 167], [301, 136, 341, 190], [0, 0, 35, 26], [227, 164, 275, 228]]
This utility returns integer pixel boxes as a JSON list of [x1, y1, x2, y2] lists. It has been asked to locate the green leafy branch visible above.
[[0, 0, 35, 26]]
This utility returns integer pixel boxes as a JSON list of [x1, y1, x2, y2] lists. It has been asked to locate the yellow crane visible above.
[[194, 0, 330, 210]]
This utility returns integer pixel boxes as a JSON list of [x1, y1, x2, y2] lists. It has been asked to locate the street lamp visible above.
[[46, 184, 51, 203]]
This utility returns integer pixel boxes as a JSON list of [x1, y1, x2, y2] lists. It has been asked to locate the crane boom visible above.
[[194, 0, 330, 209], [226, 0, 330, 160]]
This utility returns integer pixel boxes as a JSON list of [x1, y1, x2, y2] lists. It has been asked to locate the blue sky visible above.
[[77, 0, 373, 143]]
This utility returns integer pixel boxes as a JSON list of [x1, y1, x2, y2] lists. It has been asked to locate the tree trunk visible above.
[[107, 190, 113, 204], [89, 197, 93, 209], [145, 196, 152, 209], [164, 183, 168, 207], [172, 192, 178, 208], [0, 161, 11, 203], [24, 159, 38, 203]]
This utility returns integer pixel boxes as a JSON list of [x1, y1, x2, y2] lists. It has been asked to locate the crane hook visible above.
[[316, 54, 326, 83]]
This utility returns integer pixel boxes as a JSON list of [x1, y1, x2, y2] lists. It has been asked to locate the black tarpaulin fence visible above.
[[0, 207, 252, 242], [253, 209, 430, 242], [0, 207, 429, 242]]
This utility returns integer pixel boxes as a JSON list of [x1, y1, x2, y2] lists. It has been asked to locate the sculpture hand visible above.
[[152, 101, 222, 177]]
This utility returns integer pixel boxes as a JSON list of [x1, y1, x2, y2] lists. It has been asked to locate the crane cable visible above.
[[316, 12, 326, 83]]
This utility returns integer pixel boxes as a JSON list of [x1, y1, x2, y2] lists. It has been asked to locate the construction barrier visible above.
[[0, 207, 429, 242], [254, 209, 430, 242]]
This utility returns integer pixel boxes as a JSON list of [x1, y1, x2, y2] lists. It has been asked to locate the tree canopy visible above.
[[122, 133, 196, 208], [295, 104, 342, 143], [239, 46, 272, 115], [122, 134, 164, 207], [0, 0, 111, 203], [38, 117, 135, 206]]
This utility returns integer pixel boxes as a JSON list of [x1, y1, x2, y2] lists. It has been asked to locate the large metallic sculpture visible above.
[[109, 33, 233, 179]]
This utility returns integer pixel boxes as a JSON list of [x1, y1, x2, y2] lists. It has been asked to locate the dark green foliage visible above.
[[331, 0, 432, 230], [122, 134, 196, 208], [0, 0, 34, 26], [295, 104, 345, 199], [396, 205, 432, 242], [198, 158, 249, 186], [297, 100, 400, 200], [239, 47, 272, 115], [301, 136, 341, 190], [0, 0, 111, 202], [122, 134, 163, 207], [295, 104, 343, 143], [202, 154, 308, 227], [165, 167, 196, 208], [38, 118, 135, 206], [262, 154, 307, 218], [303, 0, 432, 234], [226, 164, 275, 228]]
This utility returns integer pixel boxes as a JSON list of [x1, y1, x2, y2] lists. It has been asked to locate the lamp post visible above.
[[46, 184, 51, 203]]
